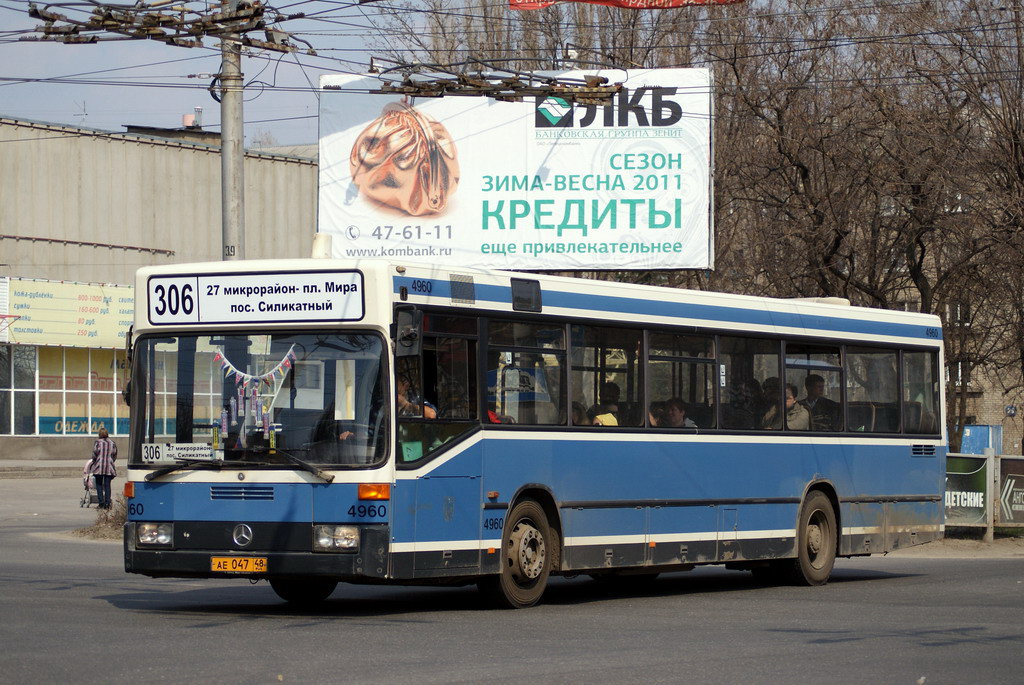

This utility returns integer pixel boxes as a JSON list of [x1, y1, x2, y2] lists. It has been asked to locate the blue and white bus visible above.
[[124, 259, 945, 607]]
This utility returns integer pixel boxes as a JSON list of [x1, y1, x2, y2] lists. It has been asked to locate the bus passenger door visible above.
[[412, 473, 482, 574]]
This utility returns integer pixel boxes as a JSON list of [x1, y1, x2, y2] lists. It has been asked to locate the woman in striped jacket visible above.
[[89, 428, 117, 510]]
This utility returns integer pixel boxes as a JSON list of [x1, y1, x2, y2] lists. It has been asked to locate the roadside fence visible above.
[[946, 452, 1024, 541]]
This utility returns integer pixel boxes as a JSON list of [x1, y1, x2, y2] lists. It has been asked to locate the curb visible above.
[[0, 467, 127, 480], [0, 467, 84, 479]]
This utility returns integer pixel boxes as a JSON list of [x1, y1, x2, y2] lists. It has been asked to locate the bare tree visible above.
[[372, 0, 1024, 448]]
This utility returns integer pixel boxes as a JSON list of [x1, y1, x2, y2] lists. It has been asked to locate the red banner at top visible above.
[[511, 0, 744, 9]]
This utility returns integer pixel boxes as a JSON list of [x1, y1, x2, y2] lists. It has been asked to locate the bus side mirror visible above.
[[122, 325, 133, 407], [395, 309, 423, 357]]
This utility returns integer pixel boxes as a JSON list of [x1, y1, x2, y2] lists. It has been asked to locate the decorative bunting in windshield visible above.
[[214, 345, 297, 388]]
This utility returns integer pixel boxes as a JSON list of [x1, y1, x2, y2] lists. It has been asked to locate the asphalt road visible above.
[[1, 479, 1022, 685]]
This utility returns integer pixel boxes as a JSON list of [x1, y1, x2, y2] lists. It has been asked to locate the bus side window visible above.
[[487, 320, 566, 426], [785, 342, 843, 432], [570, 325, 642, 427], [903, 350, 940, 435], [647, 332, 715, 429], [718, 336, 781, 430], [394, 313, 480, 464]]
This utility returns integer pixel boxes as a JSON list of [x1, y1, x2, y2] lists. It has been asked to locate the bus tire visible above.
[[478, 499, 551, 609], [792, 490, 837, 586], [269, 577, 337, 605]]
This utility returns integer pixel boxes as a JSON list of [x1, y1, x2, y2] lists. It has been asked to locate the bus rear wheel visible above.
[[478, 499, 552, 609], [269, 577, 337, 606], [792, 490, 837, 586]]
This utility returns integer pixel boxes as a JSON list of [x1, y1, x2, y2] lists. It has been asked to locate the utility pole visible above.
[[23, 1, 314, 262], [24, 4, 620, 263], [220, 5, 245, 261]]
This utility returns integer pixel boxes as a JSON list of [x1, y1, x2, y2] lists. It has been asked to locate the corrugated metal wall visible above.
[[0, 117, 317, 285]]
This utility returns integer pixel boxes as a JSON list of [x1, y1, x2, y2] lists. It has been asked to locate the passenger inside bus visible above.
[[587, 381, 621, 424], [396, 374, 436, 419], [800, 374, 840, 431], [722, 380, 759, 429], [647, 401, 665, 427], [659, 397, 697, 428], [762, 383, 810, 431]]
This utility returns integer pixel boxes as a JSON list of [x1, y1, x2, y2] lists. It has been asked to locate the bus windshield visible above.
[[130, 332, 387, 468]]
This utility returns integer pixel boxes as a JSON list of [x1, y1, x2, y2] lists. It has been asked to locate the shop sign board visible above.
[[5, 278, 133, 348]]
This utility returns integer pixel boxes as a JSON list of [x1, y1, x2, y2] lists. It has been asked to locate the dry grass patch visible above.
[[72, 496, 126, 540]]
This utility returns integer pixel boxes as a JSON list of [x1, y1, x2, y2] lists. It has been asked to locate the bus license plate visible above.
[[211, 556, 267, 573]]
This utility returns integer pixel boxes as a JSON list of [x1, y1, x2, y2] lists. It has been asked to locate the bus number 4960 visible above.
[[348, 505, 386, 518]]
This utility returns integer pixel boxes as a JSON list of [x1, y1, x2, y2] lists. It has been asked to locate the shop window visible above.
[[65, 348, 89, 391], [14, 391, 35, 434], [39, 391, 64, 434], [91, 394, 114, 435], [38, 348, 63, 391], [0, 346, 10, 389], [0, 346, 9, 434], [2, 346, 38, 434], [0, 391, 9, 434], [13, 346, 35, 389], [115, 391, 130, 435], [65, 392, 89, 435], [0, 345, 133, 437], [90, 349, 116, 393]]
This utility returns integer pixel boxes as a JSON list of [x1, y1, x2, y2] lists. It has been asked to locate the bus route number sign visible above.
[[147, 271, 364, 325]]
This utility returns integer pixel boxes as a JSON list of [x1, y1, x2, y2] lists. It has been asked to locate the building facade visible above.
[[0, 117, 317, 458]]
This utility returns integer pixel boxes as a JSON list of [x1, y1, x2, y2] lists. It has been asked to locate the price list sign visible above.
[[6, 278, 133, 348]]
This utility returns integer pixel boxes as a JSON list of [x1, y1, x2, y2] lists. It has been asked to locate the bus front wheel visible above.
[[269, 577, 337, 606], [478, 499, 552, 609], [793, 490, 837, 586]]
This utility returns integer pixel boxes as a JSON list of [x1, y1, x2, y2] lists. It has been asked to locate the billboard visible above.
[[999, 457, 1024, 526], [945, 455, 988, 526], [319, 68, 713, 271]]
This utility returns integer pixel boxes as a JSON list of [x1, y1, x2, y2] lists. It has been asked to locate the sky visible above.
[[0, 0, 391, 145]]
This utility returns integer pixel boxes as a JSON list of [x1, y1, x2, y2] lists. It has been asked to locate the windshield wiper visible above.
[[145, 458, 224, 481], [255, 447, 334, 483]]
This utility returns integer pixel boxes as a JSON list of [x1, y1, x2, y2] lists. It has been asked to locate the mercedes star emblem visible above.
[[232, 523, 254, 547]]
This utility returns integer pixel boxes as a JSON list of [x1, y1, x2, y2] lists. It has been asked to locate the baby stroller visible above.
[[80, 460, 99, 508]]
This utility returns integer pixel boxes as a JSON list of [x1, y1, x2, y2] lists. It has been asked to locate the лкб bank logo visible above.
[[535, 96, 573, 127]]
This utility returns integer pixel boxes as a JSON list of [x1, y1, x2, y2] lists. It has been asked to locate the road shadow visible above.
[[98, 564, 918, 620], [765, 623, 1021, 648]]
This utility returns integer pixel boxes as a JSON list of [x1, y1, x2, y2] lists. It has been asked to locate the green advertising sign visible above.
[[945, 455, 987, 526]]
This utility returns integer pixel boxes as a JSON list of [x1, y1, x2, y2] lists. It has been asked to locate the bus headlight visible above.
[[137, 523, 173, 546], [313, 525, 359, 552]]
